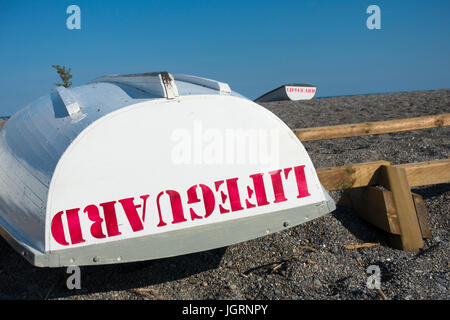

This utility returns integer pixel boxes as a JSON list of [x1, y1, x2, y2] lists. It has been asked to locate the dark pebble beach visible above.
[[0, 89, 448, 300]]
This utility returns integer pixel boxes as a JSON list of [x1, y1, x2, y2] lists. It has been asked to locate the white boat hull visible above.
[[0, 73, 334, 267]]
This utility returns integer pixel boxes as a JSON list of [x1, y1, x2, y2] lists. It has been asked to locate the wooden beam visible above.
[[316, 160, 391, 191], [380, 165, 424, 252], [318, 159, 442, 252], [412, 193, 432, 239], [395, 158, 450, 187], [319, 158, 450, 191], [294, 113, 450, 142], [343, 187, 431, 239], [345, 187, 400, 234]]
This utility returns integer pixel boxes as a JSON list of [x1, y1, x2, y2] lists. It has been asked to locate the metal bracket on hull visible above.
[[90, 72, 180, 99], [173, 74, 231, 93], [159, 72, 179, 99], [54, 86, 86, 122], [90, 72, 232, 98], [54, 86, 81, 115]]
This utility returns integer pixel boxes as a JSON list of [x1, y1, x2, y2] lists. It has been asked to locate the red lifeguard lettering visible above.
[[269, 169, 288, 203], [215, 178, 244, 213], [215, 180, 229, 214], [99, 201, 122, 237], [156, 190, 187, 227], [187, 184, 215, 220], [66, 208, 85, 245], [51, 211, 69, 246], [118, 195, 149, 232], [281, 165, 310, 198], [227, 178, 244, 212], [84, 204, 106, 239], [245, 173, 270, 209], [293, 165, 311, 198], [50, 163, 314, 246]]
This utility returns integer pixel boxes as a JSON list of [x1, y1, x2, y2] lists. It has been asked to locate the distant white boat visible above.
[[255, 84, 317, 102]]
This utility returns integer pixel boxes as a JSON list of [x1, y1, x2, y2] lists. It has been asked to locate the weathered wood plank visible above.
[[412, 193, 432, 239], [319, 159, 450, 191], [316, 161, 391, 191], [345, 187, 400, 235], [294, 113, 450, 141], [396, 158, 450, 187], [381, 165, 424, 252], [344, 187, 431, 239]]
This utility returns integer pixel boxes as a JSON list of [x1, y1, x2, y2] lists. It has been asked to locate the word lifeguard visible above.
[[51, 164, 311, 246]]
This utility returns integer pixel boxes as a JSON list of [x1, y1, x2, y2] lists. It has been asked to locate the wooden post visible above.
[[381, 165, 424, 252]]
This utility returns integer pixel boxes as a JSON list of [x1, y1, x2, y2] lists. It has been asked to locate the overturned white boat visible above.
[[255, 84, 317, 102], [0, 72, 334, 267]]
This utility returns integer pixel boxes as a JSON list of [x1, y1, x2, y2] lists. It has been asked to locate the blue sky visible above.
[[0, 0, 449, 116]]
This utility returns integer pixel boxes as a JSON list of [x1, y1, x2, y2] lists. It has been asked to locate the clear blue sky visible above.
[[1, 0, 449, 116]]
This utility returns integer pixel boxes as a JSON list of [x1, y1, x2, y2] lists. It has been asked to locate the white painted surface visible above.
[[0, 72, 331, 257], [46, 95, 329, 251]]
